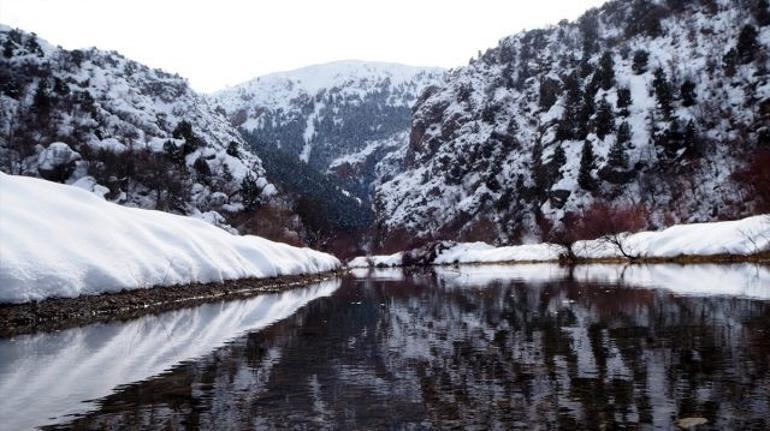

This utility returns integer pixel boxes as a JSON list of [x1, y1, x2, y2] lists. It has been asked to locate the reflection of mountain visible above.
[[45, 268, 770, 429], [0, 280, 339, 430]]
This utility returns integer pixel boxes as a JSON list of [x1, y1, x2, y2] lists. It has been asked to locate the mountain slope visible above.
[[374, 0, 770, 249], [211, 60, 444, 200], [0, 25, 277, 232]]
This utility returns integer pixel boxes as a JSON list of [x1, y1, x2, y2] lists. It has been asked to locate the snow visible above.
[[348, 252, 404, 268], [212, 60, 444, 113], [70, 176, 110, 198], [373, 1, 768, 243], [434, 242, 559, 265], [36, 142, 80, 172], [574, 215, 770, 259], [348, 215, 770, 267], [0, 173, 340, 303], [0, 27, 275, 223]]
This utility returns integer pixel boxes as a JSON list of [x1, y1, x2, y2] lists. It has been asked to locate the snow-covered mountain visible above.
[[373, 0, 770, 249], [0, 25, 278, 233], [211, 60, 444, 199]]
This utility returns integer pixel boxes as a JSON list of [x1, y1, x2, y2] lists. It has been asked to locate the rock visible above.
[[37, 142, 81, 182], [208, 192, 228, 208]]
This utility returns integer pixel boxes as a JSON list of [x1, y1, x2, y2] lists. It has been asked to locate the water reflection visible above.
[[3, 264, 770, 430], [432, 263, 770, 299], [0, 280, 340, 430]]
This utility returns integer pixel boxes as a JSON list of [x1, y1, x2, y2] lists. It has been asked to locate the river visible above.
[[1, 264, 769, 429]]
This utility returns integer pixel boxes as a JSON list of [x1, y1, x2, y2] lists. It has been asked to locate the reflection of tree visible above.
[[55, 274, 770, 430]]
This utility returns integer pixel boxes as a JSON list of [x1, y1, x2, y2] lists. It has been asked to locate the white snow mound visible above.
[[349, 215, 770, 267], [0, 173, 340, 303]]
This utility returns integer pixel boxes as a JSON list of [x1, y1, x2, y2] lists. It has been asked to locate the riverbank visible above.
[[0, 270, 345, 338], [471, 251, 770, 266], [350, 215, 770, 268]]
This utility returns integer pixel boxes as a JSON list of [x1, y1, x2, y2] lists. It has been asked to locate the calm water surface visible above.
[[1, 264, 769, 430]]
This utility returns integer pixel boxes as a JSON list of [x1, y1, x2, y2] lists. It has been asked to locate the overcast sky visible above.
[[0, 0, 606, 93]]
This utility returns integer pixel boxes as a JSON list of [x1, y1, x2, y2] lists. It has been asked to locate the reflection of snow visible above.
[[0, 280, 339, 430], [575, 264, 770, 300], [434, 263, 770, 300]]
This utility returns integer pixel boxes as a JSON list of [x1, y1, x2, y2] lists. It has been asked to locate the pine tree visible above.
[[33, 80, 51, 116], [617, 121, 632, 146], [594, 97, 615, 140], [598, 51, 615, 90], [632, 50, 649, 75], [2, 39, 14, 58], [755, 0, 770, 27], [578, 92, 595, 140], [172, 120, 193, 140], [551, 144, 566, 168], [736, 25, 760, 64], [193, 157, 211, 178], [24, 33, 43, 56], [172, 120, 202, 154], [607, 139, 628, 169], [226, 141, 241, 159], [163, 140, 185, 166], [680, 80, 697, 107], [53, 77, 69, 96], [530, 140, 547, 198], [616, 87, 632, 116], [579, 11, 600, 58], [652, 68, 673, 119], [539, 77, 561, 110], [556, 73, 582, 140], [549, 144, 567, 182], [578, 141, 596, 190], [660, 118, 685, 158], [684, 120, 698, 154], [221, 162, 234, 183], [240, 172, 262, 210]]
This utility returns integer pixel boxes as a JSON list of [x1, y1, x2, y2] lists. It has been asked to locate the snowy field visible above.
[[0, 174, 340, 303], [350, 215, 770, 267]]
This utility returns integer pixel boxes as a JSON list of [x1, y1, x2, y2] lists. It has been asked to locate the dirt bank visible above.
[[0, 271, 345, 338]]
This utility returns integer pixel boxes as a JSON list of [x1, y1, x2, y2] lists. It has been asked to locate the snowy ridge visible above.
[[211, 60, 444, 180], [0, 174, 340, 303], [214, 60, 444, 113]]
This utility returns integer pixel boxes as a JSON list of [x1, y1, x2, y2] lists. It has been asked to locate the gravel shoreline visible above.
[[0, 271, 345, 339]]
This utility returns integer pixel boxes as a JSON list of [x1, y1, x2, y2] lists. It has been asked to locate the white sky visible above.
[[0, 0, 606, 93]]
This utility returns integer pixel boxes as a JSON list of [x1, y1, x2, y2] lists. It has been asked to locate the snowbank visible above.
[[348, 215, 769, 267], [0, 174, 340, 303], [348, 252, 404, 268], [574, 215, 770, 259], [433, 242, 559, 265]]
